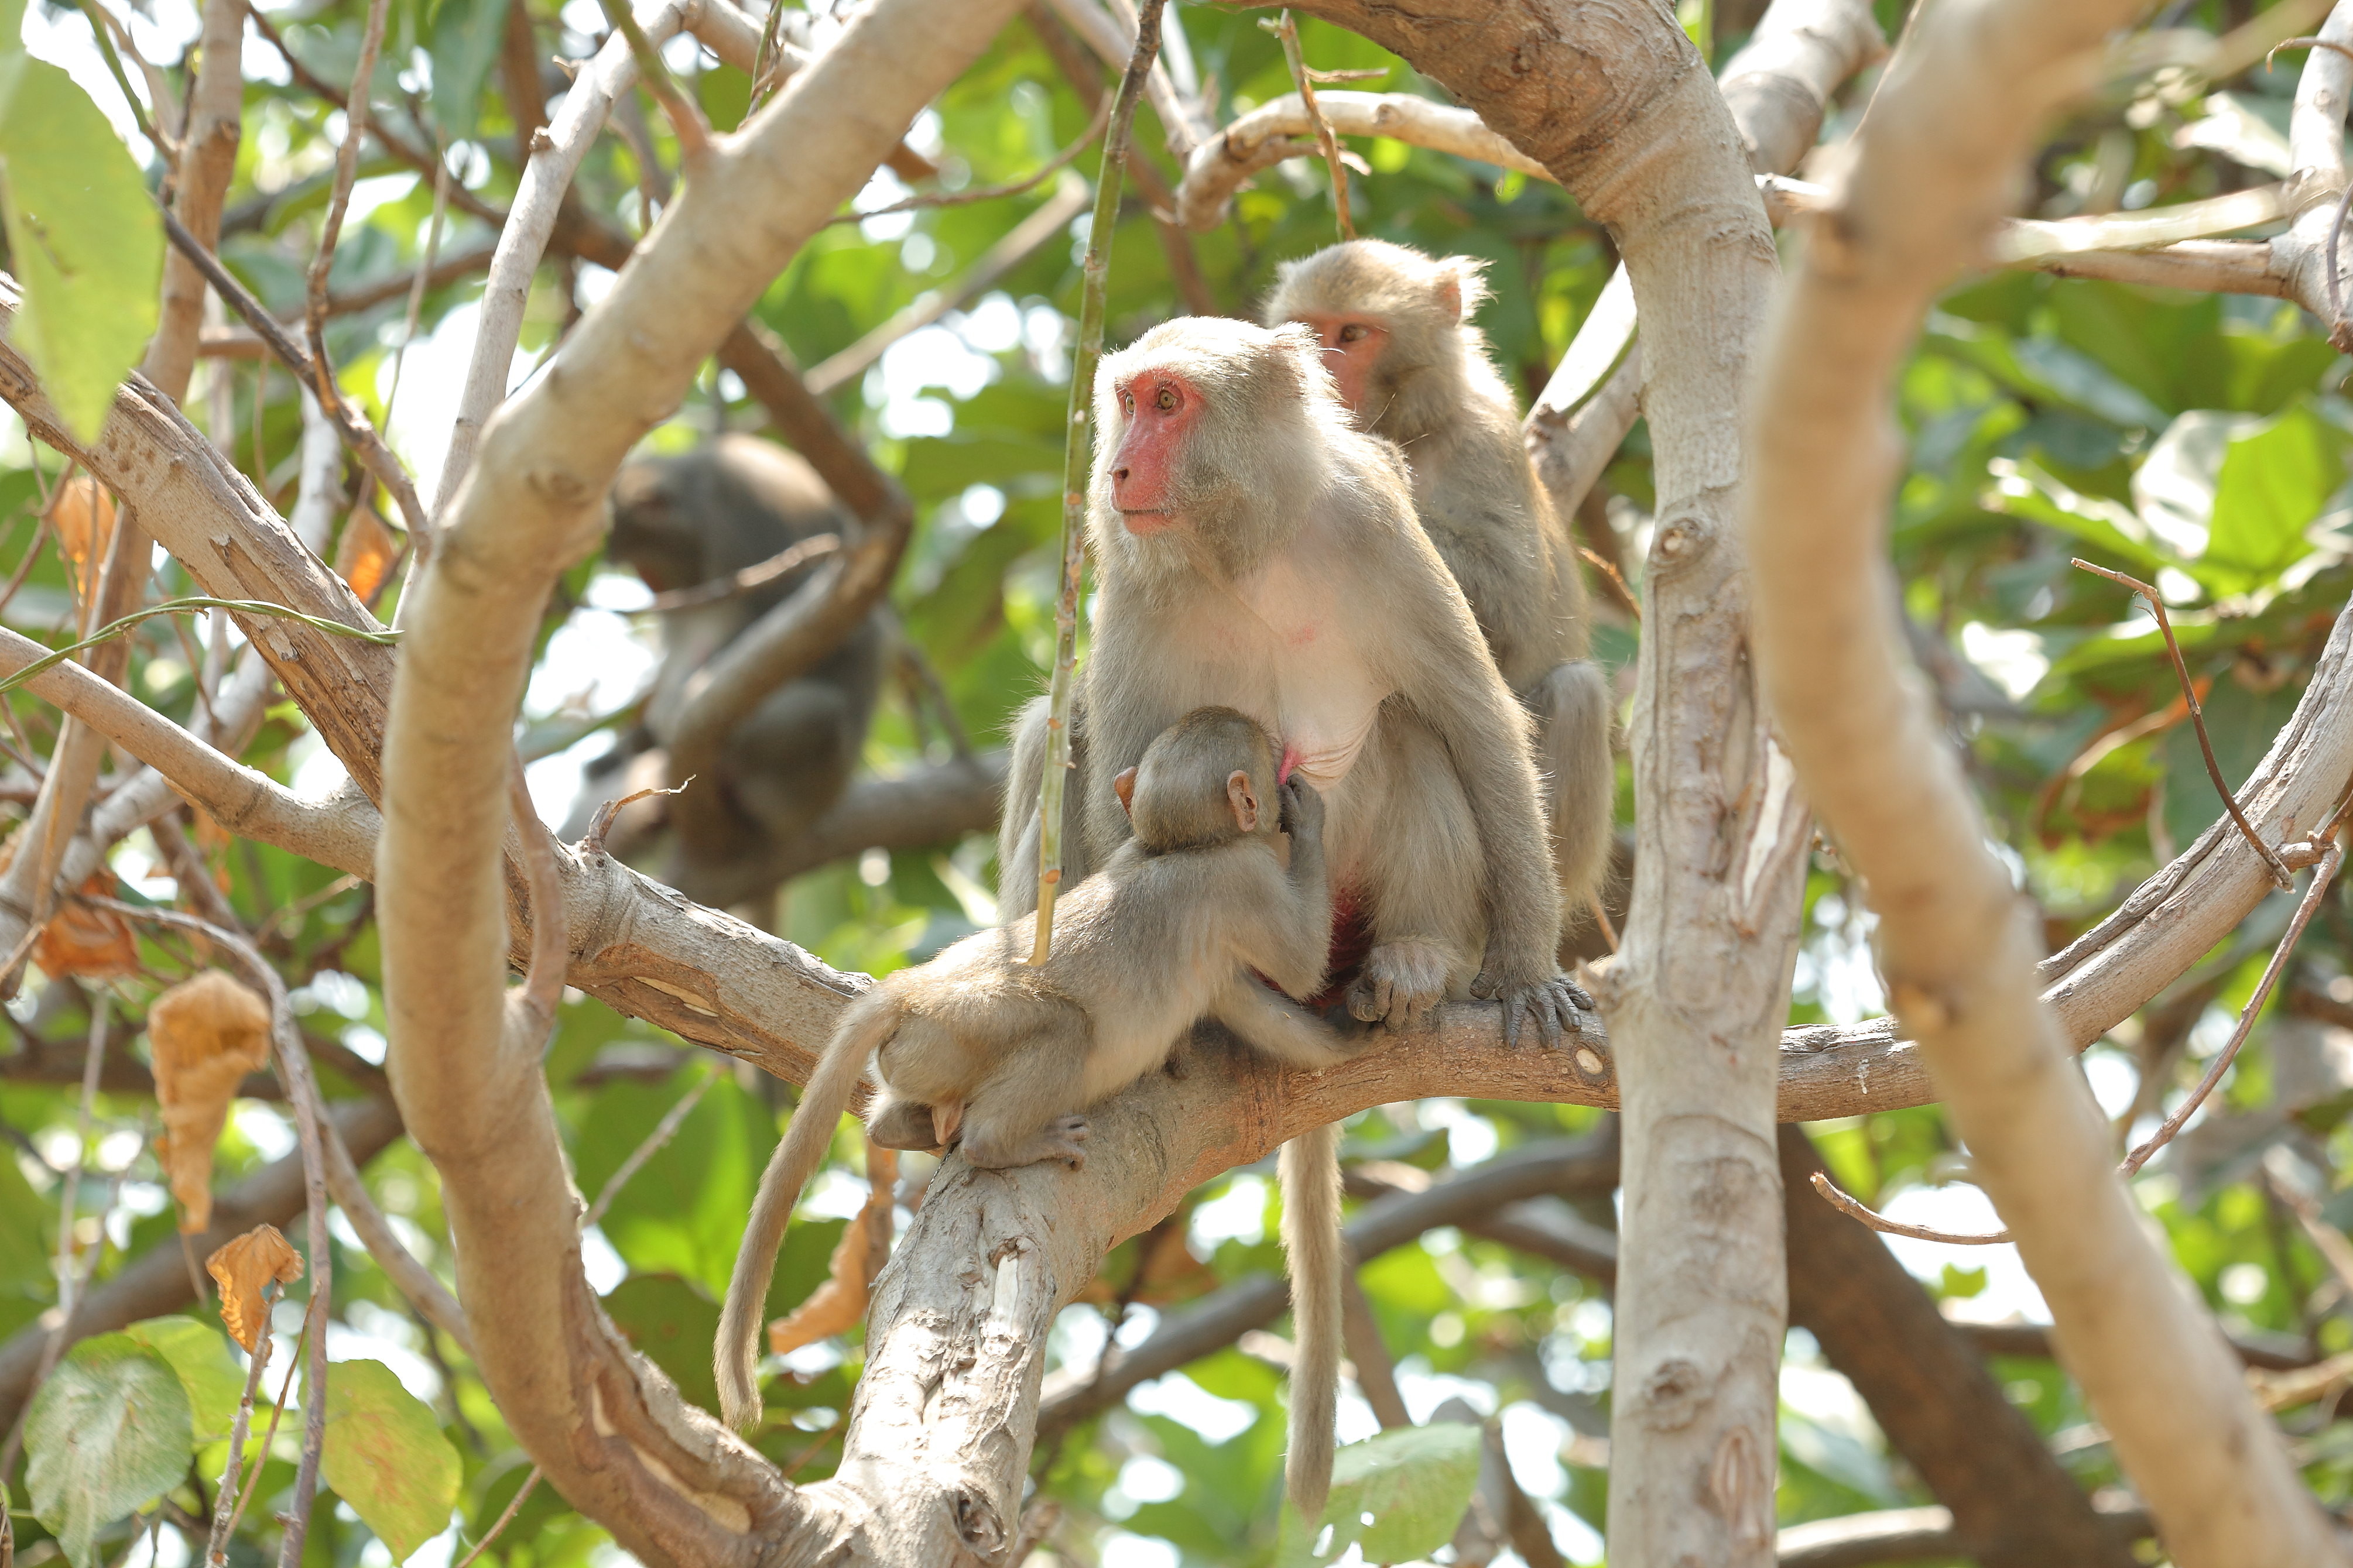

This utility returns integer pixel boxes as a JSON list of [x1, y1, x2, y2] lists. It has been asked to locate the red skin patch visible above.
[[1110, 368, 1202, 530], [1253, 887, 1371, 1012], [1286, 313, 1388, 418]]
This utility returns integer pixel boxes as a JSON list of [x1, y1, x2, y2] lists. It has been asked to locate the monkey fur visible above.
[[721, 708, 1352, 1514], [570, 434, 885, 900], [1264, 239, 1616, 941], [999, 316, 1587, 1045]]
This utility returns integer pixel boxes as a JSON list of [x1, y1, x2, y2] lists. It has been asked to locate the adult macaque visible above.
[[1265, 240, 1616, 936], [721, 708, 1349, 1514], [1000, 317, 1585, 1043], [566, 435, 885, 898]]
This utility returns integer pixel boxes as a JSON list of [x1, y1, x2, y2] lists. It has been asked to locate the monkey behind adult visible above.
[[999, 315, 1585, 1045], [720, 708, 1351, 1514], [569, 434, 885, 900], [1265, 239, 1616, 941]]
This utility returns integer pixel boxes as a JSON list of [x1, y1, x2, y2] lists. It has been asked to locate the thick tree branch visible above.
[[376, 0, 1029, 1560], [1744, 0, 2346, 1554]]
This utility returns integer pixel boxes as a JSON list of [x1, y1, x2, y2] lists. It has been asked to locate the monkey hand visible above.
[[1348, 939, 1451, 1033], [1278, 776, 1325, 840], [1472, 962, 1590, 1051]]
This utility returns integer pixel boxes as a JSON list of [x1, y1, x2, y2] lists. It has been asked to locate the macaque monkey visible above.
[[999, 317, 1585, 1044], [565, 435, 885, 898], [721, 708, 1350, 1514], [1264, 240, 1616, 939]]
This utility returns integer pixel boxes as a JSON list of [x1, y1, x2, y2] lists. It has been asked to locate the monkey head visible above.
[[1115, 706, 1285, 853], [607, 434, 844, 594], [1263, 239, 1494, 445], [1088, 317, 1342, 577]]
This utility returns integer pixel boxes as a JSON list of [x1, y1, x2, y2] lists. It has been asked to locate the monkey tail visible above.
[[1536, 658, 1617, 935], [714, 996, 892, 1433], [1279, 1118, 1344, 1524]]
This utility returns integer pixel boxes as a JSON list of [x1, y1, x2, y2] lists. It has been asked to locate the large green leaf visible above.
[[574, 1069, 779, 1299], [0, 56, 162, 444], [2203, 400, 2342, 592], [120, 1316, 246, 1442], [24, 1334, 194, 1568], [321, 1358, 461, 1563], [601, 1273, 722, 1413], [1275, 1422, 1483, 1566], [429, 0, 512, 141]]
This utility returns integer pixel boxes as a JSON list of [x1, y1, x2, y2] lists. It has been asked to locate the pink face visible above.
[[1109, 367, 1203, 531], [1288, 313, 1388, 417]]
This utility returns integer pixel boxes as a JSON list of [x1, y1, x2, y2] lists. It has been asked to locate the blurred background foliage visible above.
[[2, 0, 2352, 1562]]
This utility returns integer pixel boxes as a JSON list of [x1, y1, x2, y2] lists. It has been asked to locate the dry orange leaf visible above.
[[767, 1144, 898, 1357], [331, 505, 398, 603], [47, 475, 117, 609], [31, 875, 140, 982], [151, 970, 273, 1233], [206, 1223, 304, 1350]]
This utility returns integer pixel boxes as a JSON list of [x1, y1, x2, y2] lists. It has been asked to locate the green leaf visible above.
[[0, 56, 163, 444], [2204, 400, 2342, 591], [601, 1274, 721, 1413], [121, 1316, 246, 1442], [24, 1334, 194, 1568], [0, 0, 23, 54], [0, 1134, 50, 1288], [1275, 1422, 1482, 1566], [321, 1358, 461, 1563], [429, 0, 511, 142]]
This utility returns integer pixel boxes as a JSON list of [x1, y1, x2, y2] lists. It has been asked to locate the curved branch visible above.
[[1744, 0, 2345, 1553], [376, 0, 1030, 1560]]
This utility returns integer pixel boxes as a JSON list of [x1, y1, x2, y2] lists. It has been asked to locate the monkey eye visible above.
[[1121, 392, 1134, 413], [1338, 322, 1369, 344], [1155, 386, 1177, 411]]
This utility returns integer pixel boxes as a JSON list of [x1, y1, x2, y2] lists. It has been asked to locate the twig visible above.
[[583, 1070, 716, 1228], [451, 1470, 540, 1568], [0, 596, 396, 701], [303, 0, 393, 410], [2265, 35, 2353, 66], [2071, 559, 2294, 888], [71, 0, 166, 157], [644, 534, 838, 610], [1032, 0, 1166, 965], [1577, 545, 1640, 622], [2121, 833, 2344, 1175], [2263, 1157, 2353, 1301], [1809, 1171, 2011, 1245], [596, 0, 713, 160], [1268, 11, 1352, 239], [221, 1297, 310, 1545], [159, 208, 432, 538], [506, 760, 567, 1044], [581, 781, 687, 855], [204, 1283, 278, 1566], [75, 901, 330, 1568], [827, 95, 1111, 222]]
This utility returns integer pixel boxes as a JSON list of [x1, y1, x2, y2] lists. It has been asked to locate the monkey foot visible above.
[[1479, 972, 1589, 1050], [1348, 941, 1452, 1033], [965, 1114, 1092, 1172]]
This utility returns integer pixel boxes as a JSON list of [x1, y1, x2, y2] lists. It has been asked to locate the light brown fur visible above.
[[1265, 241, 1615, 941], [999, 317, 1584, 1041], [722, 709, 1354, 1511]]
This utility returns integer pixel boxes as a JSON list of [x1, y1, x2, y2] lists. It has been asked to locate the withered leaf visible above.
[[205, 1223, 303, 1351], [767, 1144, 897, 1357], [331, 505, 398, 604], [46, 475, 117, 610], [151, 970, 273, 1233], [31, 876, 140, 983]]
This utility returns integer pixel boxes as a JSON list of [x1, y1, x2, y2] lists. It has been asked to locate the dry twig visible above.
[[2073, 559, 2294, 887], [1267, 11, 1353, 239]]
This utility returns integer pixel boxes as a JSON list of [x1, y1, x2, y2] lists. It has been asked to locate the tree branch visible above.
[[1743, 0, 2347, 1552]]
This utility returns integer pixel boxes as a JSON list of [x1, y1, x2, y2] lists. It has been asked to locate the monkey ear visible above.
[[1227, 770, 1260, 832], [1114, 767, 1139, 817], [1446, 256, 1493, 321]]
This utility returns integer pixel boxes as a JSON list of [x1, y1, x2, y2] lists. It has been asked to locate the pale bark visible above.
[[1744, 0, 2345, 1556], [376, 0, 1028, 1560], [1263, 6, 1804, 1562], [144, 0, 247, 405]]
